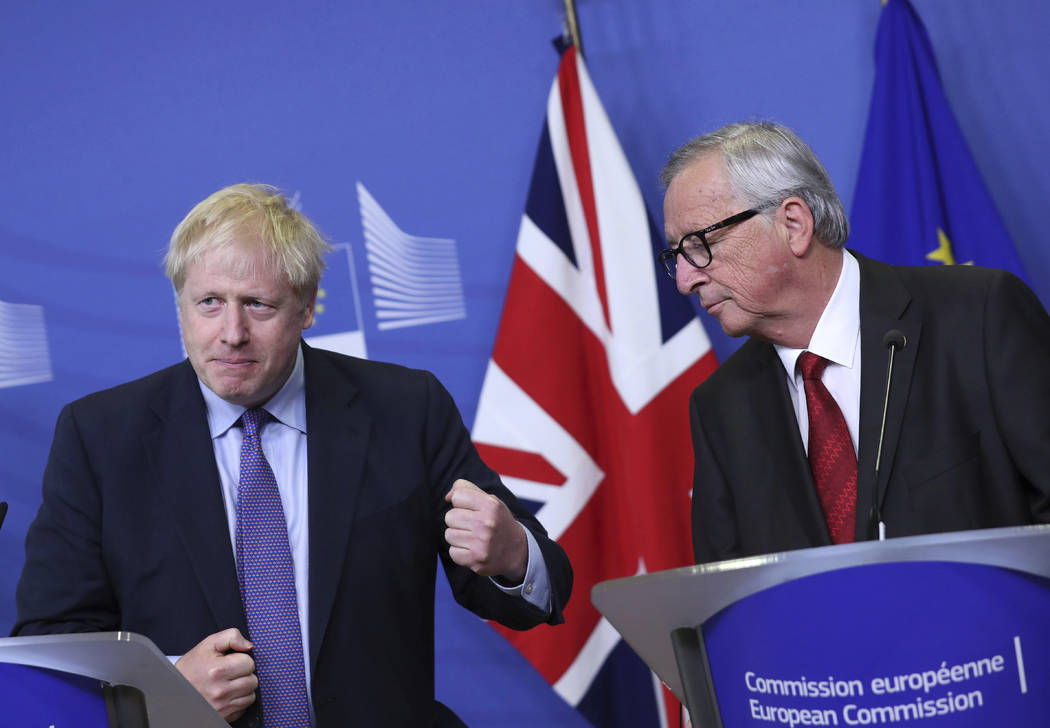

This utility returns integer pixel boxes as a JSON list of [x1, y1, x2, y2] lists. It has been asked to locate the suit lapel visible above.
[[747, 343, 831, 546], [854, 253, 921, 540], [302, 345, 370, 672], [142, 361, 247, 632]]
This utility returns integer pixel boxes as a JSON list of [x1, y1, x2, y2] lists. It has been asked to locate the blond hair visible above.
[[165, 183, 332, 301]]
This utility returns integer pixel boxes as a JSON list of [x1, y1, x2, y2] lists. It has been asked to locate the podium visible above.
[[0, 632, 227, 727], [592, 524, 1050, 727]]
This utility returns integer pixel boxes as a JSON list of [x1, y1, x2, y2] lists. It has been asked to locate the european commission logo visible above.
[[357, 182, 467, 331], [0, 299, 53, 388], [307, 183, 469, 356]]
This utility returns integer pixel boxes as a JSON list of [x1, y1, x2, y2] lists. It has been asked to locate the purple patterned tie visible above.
[[236, 407, 311, 727], [798, 352, 857, 544]]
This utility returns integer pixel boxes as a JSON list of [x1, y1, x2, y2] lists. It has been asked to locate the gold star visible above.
[[926, 229, 973, 266]]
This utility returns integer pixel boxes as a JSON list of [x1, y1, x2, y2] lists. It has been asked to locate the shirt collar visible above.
[[776, 249, 861, 376], [198, 343, 308, 438]]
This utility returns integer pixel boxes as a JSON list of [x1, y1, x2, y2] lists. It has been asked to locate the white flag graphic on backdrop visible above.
[[0, 299, 53, 388], [357, 182, 467, 330]]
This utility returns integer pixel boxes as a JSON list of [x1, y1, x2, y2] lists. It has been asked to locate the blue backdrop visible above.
[[2, 2, 1049, 724]]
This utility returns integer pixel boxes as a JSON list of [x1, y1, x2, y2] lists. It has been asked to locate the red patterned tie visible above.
[[237, 408, 311, 727], [798, 352, 857, 544]]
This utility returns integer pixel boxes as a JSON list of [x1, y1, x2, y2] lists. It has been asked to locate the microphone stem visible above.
[[873, 345, 897, 540]]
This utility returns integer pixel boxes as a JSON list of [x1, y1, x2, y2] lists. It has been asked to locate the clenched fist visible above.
[[175, 627, 258, 722], [444, 478, 528, 583]]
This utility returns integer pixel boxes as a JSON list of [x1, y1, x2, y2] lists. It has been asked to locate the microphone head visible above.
[[882, 329, 907, 351]]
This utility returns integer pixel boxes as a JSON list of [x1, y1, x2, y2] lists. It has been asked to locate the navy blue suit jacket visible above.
[[689, 253, 1050, 563], [14, 343, 572, 726]]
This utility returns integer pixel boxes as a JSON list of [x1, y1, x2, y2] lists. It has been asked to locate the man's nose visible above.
[[220, 306, 249, 345], [676, 257, 707, 295]]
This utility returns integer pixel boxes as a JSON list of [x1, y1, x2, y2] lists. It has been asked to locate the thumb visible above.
[[444, 478, 476, 504], [215, 628, 253, 654]]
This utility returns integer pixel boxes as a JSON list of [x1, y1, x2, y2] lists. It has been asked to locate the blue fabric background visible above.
[[2, 2, 1049, 723]]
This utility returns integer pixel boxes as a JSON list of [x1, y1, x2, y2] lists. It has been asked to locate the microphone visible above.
[[0, 501, 7, 531], [872, 329, 907, 540]]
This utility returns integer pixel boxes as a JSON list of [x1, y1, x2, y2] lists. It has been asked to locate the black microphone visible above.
[[871, 329, 907, 540], [0, 501, 7, 531]]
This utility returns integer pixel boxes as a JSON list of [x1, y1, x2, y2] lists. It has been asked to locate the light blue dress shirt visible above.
[[190, 345, 552, 710]]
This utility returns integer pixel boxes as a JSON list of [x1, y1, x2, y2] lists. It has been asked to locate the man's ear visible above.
[[779, 197, 815, 257], [301, 286, 318, 330]]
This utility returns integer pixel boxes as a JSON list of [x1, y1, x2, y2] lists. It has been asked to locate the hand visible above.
[[444, 478, 528, 582], [175, 628, 258, 722]]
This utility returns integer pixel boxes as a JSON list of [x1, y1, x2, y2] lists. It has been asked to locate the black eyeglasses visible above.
[[658, 207, 765, 278]]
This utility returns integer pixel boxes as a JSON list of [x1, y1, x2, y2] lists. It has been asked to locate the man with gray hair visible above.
[[14, 183, 572, 727], [660, 121, 1050, 564]]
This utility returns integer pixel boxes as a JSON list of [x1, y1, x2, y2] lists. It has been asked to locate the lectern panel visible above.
[[704, 561, 1050, 727], [0, 663, 109, 727]]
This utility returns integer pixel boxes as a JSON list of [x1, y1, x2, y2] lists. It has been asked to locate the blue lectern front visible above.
[[0, 631, 228, 727], [592, 524, 1050, 727]]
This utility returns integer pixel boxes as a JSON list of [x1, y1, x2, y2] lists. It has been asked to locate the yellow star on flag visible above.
[[926, 228, 973, 266]]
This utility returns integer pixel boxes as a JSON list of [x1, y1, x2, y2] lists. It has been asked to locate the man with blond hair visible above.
[[15, 183, 572, 727]]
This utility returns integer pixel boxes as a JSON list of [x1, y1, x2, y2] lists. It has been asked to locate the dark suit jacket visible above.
[[14, 343, 572, 726], [689, 253, 1050, 564]]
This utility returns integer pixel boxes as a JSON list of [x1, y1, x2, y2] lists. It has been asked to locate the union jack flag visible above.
[[473, 45, 717, 726]]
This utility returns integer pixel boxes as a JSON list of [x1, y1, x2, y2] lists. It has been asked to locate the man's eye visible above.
[[683, 237, 705, 254]]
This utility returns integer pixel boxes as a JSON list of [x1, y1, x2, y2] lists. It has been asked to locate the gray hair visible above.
[[661, 121, 849, 249]]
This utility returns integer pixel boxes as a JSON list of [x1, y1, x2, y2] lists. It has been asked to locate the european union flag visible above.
[[849, 0, 1028, 278]]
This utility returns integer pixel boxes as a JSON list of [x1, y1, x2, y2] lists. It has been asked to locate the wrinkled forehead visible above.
[[663, 154, 740, 238]]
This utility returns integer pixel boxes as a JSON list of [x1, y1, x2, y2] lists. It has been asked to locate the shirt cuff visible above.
[[490, 522, 552, 613]]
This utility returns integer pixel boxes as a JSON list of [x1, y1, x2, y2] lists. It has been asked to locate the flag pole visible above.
[[563, 0, 584, 56]]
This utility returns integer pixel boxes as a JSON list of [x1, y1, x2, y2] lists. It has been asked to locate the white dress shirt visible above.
[[775, 250, 863, 455]]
